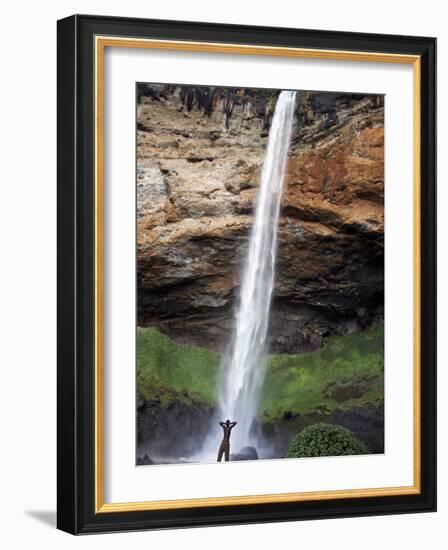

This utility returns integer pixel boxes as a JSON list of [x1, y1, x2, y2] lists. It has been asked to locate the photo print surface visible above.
[[136, 84, 384, 466]]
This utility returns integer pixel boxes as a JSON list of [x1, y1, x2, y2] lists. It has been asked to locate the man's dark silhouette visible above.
[[217, 419, 237, 462]]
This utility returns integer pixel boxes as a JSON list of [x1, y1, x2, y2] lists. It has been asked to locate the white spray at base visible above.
[[196, 90, 297, 461]]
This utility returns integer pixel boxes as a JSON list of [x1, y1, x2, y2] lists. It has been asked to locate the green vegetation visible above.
[[137, 325, 384, 416], [286, 423, 369, 458], [137, 327, 219, 405], [259, 325, 384, 419]]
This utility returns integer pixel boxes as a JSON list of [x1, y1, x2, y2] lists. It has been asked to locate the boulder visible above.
[[230, 446, 259, 461]]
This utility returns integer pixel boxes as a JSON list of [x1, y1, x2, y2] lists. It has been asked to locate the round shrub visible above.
[[286, 423, 368, 458]]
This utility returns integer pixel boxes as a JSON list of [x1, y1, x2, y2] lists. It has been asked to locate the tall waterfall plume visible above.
[[215, 90, 296, 453]]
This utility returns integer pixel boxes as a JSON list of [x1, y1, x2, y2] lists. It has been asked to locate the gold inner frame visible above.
[[94, 36, 422, 513]]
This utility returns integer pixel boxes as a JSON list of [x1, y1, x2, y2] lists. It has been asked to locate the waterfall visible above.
[[209, 90, 296, 456]]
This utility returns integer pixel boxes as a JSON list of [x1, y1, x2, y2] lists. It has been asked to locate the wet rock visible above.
[[136, 453, 154, 466], [230, 446, 259, 461], [322, 373, 379, 403], [136, 392, 146, 411], [333, 404, 384, 453], [137, 394, 214, 457]]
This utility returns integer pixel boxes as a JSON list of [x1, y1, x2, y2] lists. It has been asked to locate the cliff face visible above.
[[137, 87, 384, 353]]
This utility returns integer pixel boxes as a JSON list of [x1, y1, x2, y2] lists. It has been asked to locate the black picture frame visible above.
[[57, 14, 436, 534]]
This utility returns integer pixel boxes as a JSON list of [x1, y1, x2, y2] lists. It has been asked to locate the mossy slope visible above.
[[137, 327, 219, 405], [137, 325, 384, 419], [260, 325, 383, 420]]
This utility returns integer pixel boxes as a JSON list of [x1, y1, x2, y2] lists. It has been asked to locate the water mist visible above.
[[199, 90, 296, 460]]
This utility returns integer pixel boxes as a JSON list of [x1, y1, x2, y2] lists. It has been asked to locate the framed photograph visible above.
[[57, 14, 436, 534]]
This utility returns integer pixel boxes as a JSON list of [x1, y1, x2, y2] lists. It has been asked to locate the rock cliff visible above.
[[137, 86, 384, 353]]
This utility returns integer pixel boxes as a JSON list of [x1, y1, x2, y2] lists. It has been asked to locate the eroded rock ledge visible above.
[[137, 86, 384, 353]]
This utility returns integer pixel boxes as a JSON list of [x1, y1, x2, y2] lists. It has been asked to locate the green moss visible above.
[[286, 423, 369, 458], [259, 325, 384, 419], [137, 325, 384, 417], [137, 327, 219, 405]]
